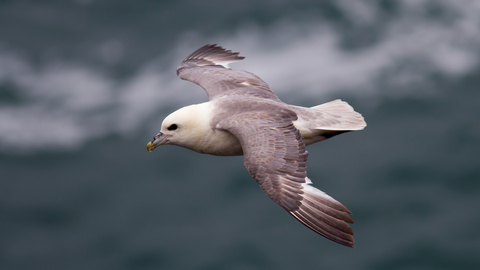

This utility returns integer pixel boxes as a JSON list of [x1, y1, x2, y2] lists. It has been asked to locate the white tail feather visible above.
[[311, 99, 366, 131]]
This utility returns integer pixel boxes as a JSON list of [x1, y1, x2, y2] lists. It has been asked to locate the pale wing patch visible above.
[[213, 61, 233, 69], [240, 81, 252, 86], [301, 177, 334, 200]]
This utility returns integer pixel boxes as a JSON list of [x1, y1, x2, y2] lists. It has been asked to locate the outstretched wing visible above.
[[176, 44, 281, 101], [218, 108, 355, 247]]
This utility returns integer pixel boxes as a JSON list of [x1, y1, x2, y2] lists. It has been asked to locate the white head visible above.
[[146, 103, 212, 152]]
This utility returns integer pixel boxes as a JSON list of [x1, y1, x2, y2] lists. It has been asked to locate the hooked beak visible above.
[[146, 132, 170, 152]]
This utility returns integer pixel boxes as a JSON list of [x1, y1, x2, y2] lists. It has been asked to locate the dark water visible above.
[[1, 1, 480, 269]]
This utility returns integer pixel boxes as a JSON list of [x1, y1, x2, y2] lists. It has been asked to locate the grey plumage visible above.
[[148, 44, 366, 247], [177, 44, 279, 101]]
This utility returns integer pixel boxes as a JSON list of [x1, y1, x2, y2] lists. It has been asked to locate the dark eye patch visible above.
[[167, 124, 178, 131]]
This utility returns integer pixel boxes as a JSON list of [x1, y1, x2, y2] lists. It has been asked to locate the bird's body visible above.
[[147, 44, 366, 247], [163, 98, 363, 156]]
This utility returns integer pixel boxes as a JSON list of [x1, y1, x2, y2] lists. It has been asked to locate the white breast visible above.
[[200, 129, 243, 156], [178, 102, 243, 156]]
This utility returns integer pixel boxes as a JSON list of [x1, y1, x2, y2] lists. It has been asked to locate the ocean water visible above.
[[1, 1, 479, 269]]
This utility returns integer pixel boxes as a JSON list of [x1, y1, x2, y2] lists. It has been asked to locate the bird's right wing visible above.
[[218, 108, 355, 247]]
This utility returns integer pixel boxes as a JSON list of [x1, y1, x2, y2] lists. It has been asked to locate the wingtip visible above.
[[289, 210, 355, 247], [203, 43, 245, 59], [285, 182, 356, 247], [180, 44, 245, 68]]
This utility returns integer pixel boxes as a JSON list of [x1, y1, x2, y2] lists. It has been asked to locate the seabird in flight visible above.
[[147, 44, 366, 247]]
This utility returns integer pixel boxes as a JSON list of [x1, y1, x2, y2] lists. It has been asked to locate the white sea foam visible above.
[[1, 0, 479, 153]]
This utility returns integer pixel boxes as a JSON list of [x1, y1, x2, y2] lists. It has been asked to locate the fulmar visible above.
[[147, 44, 366, 247]]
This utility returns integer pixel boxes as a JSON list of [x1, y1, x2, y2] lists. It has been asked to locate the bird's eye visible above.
[[167, 124, 178, 131]]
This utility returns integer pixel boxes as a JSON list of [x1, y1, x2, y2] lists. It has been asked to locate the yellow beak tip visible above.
[[146, 142, 152, 152]]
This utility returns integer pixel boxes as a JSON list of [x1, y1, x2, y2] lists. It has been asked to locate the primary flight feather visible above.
[[147, 44, 366, 247]]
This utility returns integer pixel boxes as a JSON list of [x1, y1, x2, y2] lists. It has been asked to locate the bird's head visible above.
[[146, 104, 209, 152]]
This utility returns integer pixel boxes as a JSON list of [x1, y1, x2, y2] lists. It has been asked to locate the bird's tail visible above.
[[310, 99, 366, 131]]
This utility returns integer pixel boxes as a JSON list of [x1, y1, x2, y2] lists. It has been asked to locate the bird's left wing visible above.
[[217, 108, 355, 247], [176, 44, 281, 101]]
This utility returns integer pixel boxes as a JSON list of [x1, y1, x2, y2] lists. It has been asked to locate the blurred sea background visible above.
[[1, 1, 479, 269]]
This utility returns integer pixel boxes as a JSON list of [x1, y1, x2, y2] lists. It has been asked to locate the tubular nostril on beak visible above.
[[146, 132, 170, 152]]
